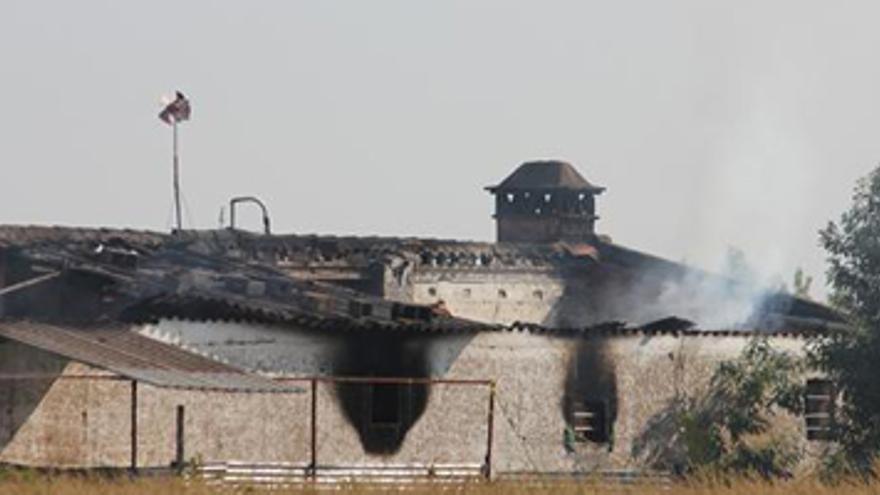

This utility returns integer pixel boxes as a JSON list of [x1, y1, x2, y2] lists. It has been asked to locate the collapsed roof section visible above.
[[0, 225, 845, 334], [0, 225, 479, 333]]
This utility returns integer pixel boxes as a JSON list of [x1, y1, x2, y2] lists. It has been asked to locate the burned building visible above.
[[0, 160, 844, 480]]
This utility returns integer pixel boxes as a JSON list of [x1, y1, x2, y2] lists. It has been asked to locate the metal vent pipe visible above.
[[229, 196, 272, 235]]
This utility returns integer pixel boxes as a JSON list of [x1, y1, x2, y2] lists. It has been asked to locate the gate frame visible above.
[[0, 373, 497, 480], [275, 376, 497, 480]]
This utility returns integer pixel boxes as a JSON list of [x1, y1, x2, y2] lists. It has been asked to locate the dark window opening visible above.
[[805, 379, 834, 441], [391, 303, 433, 321], [348, 301, 373, 318], [572, 400, 609, 443], [370, 384, 401, 427]]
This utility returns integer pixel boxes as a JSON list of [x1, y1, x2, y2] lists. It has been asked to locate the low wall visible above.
[[0, 329, 828, 475]]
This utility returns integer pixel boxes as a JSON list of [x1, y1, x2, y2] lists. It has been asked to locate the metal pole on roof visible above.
[[228, 196, 272, 235], [158, 91, 191, 234], [173, 120, 182, 233]]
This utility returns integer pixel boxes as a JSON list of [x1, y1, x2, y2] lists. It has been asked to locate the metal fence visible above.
[[0, 374, 495, 483]]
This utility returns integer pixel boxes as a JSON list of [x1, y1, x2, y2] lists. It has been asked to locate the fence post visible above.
[[310, 378, 317, 481], [130, 379, 138, 473], [175, 405, 185, 474], [484, 381, 496, 480]]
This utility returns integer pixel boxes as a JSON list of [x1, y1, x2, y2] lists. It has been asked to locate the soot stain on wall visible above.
[[563, 337, 618, 445], [333, 334, 430, 454]]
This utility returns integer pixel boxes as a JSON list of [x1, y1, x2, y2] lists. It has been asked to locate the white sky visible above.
[[3, 1, 880, 300]]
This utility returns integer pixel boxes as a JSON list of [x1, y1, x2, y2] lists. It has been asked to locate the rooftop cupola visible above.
[[486, 160, 605, 243]]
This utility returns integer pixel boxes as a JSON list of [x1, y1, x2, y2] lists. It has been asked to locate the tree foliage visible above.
[[813, 165, 880, 469], [820, 166, 880, 323], [677, 338, 805, 477]]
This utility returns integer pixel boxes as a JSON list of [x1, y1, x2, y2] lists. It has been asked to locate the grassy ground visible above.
[[0, 476, 879, 495]]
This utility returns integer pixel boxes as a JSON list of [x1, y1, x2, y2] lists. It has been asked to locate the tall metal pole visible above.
[[173, 120, 182, 232]]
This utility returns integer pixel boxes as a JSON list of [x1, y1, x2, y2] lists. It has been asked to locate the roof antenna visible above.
[[228, 196, 272, 235]]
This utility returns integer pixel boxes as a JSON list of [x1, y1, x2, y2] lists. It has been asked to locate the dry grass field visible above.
[[0, 475, 879, 495]]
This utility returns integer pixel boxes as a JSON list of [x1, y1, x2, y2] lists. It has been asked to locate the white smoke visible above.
[[650, 253, 773, 329], [653, 63, 822, 325], [621, 244, 794, 330]]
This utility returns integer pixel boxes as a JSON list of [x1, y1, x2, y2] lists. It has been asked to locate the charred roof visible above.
[[0, 225, 166, 250], [0, 226, 474, 333], [0, 224, 845, 332]]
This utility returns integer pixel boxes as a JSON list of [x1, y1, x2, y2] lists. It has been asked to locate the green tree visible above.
[[812, 164, 880, 470], [678, 338, 805, 477]]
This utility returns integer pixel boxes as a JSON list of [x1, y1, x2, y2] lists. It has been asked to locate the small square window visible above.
[[571, 400, 609, 443], [805, 379, 834, 441]]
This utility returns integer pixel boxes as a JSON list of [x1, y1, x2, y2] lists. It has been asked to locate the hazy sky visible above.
[[3, 1, 880, 299]]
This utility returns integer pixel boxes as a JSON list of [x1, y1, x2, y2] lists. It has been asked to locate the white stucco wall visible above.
[[133, 320, 823, 474], [138, 320, 342, 375]]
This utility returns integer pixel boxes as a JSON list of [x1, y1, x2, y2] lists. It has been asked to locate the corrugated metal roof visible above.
[[0, 321, 298, 392], [127, 289, 484, 334], [130, 291, 836, 338], [500, 320, 835, 338]]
